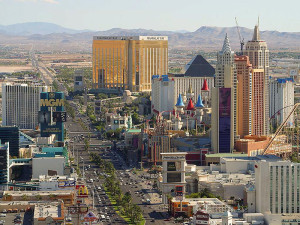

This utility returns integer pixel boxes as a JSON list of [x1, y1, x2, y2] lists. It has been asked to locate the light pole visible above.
[[92, 190, 95, 209], [80, 157, 85, 180]]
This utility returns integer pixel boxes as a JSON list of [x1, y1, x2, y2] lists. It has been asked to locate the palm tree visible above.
[[3, 193, 11, 201], [35, 194, 42, 201], [131, 204, 143, 224], [115, 187, 123, 203], [121, 192, 132, 214], [49, 194, 57, 200], [22, 194, 29, 201]]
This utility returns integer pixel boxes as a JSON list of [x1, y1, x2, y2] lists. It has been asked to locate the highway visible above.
[[30, 49, 68, 93]]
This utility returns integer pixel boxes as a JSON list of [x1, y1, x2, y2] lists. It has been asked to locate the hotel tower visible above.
[[92, 36, 168, 92], [244, 25, 270, 135], [211, 34, 238, 153]]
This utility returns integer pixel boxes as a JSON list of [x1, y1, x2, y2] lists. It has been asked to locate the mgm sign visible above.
[[39, 92, 66, 142]]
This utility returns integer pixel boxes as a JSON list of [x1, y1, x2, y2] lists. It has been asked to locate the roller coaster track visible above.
[[263, 103, 300, 155]]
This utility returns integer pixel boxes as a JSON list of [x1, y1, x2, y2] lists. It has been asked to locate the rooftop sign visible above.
[[162, 156, 185, 160], [93, 36, 168, 41]]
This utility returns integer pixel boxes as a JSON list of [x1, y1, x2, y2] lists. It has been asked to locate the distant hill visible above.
[[0, 22, 89, 35], [0, 22, 299, 50]]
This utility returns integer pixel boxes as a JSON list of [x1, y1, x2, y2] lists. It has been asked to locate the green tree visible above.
[[22, 194, 29, 201], [97, 93, 108, 100], [35, 194, 42, 200], [132, 113, 139, 125], [84, 139, 90, 151]]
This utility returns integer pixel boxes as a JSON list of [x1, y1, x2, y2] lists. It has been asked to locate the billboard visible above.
[[40, 92, 65, 142], [167, 173, 181, 183], [219, 88, 231, 153], [58, 180, 76, 188], [38, 111, 51, 124], [78, 186, 89, 198], [53, 112, 67, 122], [167, 162, 176, 171], [40, 98, 64, 107], [167, 162, 182, 171]]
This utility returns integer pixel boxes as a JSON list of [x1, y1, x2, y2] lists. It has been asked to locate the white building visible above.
[[161, 152, 187, 204], [173, 76, 214, 107], [172, 54, 215, 107], [151, 55, 215, 115], [2, 83, 48, 129], [269, 77, 294, 127], [255, 159, 300, 214], [105, 113, 132, 131], [151, 75, 175, 114], [74, 70, 85, 92], [32, 157, 65, 178]]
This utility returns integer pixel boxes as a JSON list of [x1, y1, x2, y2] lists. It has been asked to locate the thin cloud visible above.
[[14, 0, 59, 3], [43, 0, 58, 3]]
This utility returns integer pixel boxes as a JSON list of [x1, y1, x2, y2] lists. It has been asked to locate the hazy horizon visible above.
[[0, 0, 299, 33]]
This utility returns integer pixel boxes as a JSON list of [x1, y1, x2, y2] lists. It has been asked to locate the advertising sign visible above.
[[40, 98, 64, 107], [219, 88, 231, 153], [58, 180, 76, 188], [167, 173, 181, 183], [53, 112, 67, 122], [40, 92, 64, 142], [84, 211, 98, 222], [167, 162, 176, 171], [219, 88, 231, 117], [76, 185, 85, 190], [162, 156, 185, 160], [38, 111, 51, 124], [42, 127, 62, 134], [77, 186, 89, 198]]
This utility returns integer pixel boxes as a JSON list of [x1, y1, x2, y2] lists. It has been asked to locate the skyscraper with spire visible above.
[[244, 24, 270, 136], [211, 34, 238, 153]]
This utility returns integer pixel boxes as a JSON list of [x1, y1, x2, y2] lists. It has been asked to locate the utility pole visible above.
[[92, 190, 94, 209]]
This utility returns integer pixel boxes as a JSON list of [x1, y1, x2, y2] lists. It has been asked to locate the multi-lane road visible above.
[[65, 102, 173, 224], [35, 52, 174, 224]]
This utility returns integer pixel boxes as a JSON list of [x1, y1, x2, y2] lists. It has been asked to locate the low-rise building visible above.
[[0, 201, 65, 225], [39, 175, 76, 191], [32, 157, 65, 178], [3, 191, 75, 206], [169, 197, 233, 218], [105, 113, 132, 131]]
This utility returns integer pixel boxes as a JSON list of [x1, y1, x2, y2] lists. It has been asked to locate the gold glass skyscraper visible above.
[[92, 36, 168, 92]]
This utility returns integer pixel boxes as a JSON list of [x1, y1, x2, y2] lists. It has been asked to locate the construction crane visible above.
[[235, 17, 244, 54]]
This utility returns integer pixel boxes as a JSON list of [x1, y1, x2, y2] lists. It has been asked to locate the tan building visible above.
[[92, 36, 168, 92], [244, 25, 270, 135], [235, 135, 270, 156], [235, 55, 252, 138], [3, 190, 75, 206], [252, 69, 265, 136]]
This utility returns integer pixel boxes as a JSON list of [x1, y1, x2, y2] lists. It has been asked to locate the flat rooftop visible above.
[[4, 191, 74, 196], [33, 202, 62, 219]]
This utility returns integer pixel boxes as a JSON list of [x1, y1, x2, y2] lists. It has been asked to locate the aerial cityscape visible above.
[[0, 0, 299, 225]]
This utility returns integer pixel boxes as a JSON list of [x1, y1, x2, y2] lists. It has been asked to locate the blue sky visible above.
[[0, 0, 299, 32]]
